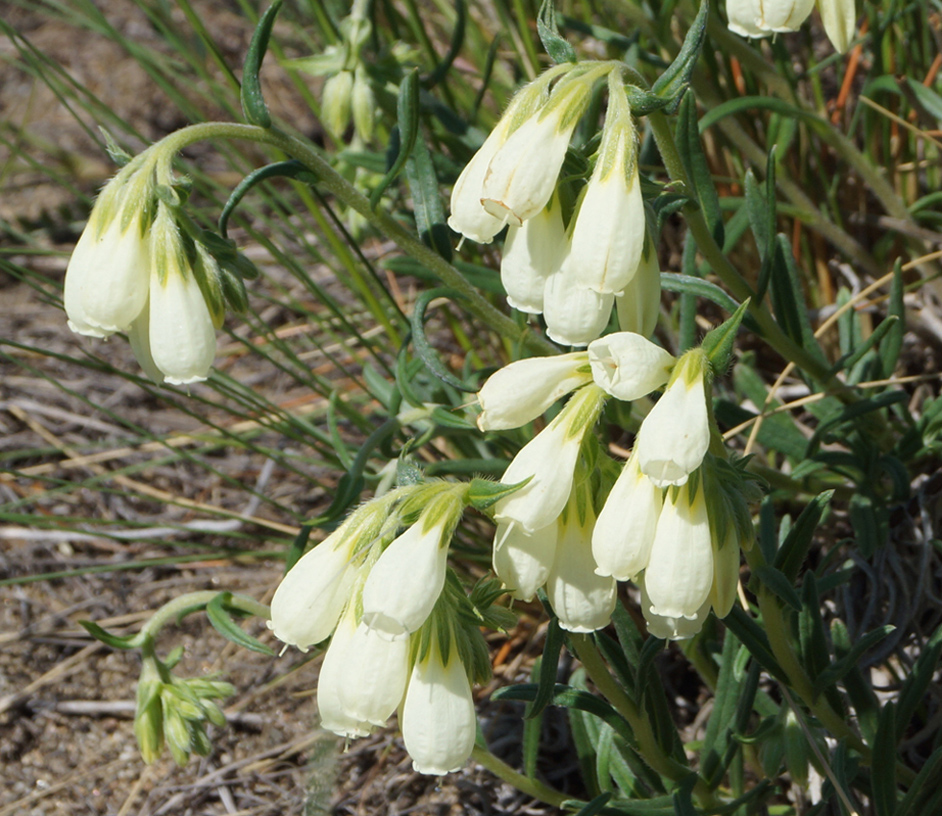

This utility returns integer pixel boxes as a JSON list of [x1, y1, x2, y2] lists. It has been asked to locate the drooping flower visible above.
[[476, 351, 591, 431], [726, 0, 855, 52], [586, 331, 675, 402], [500, 198, 568, 313], [492, 520, 558, 601], [615, 240, 661, 338], [494, 384, 606, 533], [639, 578, 713, 641], [634, 349, 711, 487], [542, 268, 615, 348], [817, 0, 857, 53], [546, 497, 617, 633], [592, 452, 663, 581], [643, 481, 715, 622], [560, 72, 645, 295], [400, 638, 477, 775]]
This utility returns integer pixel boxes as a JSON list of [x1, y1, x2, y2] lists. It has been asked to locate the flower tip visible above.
[[360, 611, 410, 641]]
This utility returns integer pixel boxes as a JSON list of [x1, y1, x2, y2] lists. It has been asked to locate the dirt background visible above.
[[0, 2, 571, 814]]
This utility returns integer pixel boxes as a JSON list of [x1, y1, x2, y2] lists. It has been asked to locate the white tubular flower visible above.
[[401, 640, 476, 775], [635, 349, 711, 487], [146, 228, 217, 385], [494, 385, 604, 533], [644, 482, 714, 622], [336, 619, 410, 727], [316, 608, 372, 739], [616, 242, 661, 339], [477, 352, 590, 431], [547, 504, 616, 633], [481, 88, 585, 227], [543, 269, 614, 348], [587, 332, 675, 402], [818, 0, 856, 53], [640, 578, 712, 641], [268, 525, 358, 652], [501, 199, 568, 313], [493, 520, 558, 601], [447, 118, 517, 244], [360, 515, 450, 639], [592, 454, 663, 581], [711, 529, 742, 620], [65, 204, 150, 338], [726, 0, 815, 37], [562, 75, 645, 295]]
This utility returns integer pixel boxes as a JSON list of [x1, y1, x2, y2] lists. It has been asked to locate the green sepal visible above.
[[205, 592, 276, 656], [536, 0, 576, 64], [701, 298, 750, 375], [467, 475, 532, 510], [650, 0, 709, 112], [622, 84, 671, 116], [369, 68, 420, 209], [241, 0, 283, 128], [80, 620, 145, 650], [100, 127, 133, 167]]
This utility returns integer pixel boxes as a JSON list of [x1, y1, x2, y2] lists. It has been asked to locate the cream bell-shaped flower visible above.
[[500, 198, 568, 313], [562, 76, 645, 295], [493, 520, 558, 601], [268, 525, 358, 652], [65, 206, 150, 338], [592, 453, 663, 581], [644, 482, 714, 622], [726, 0, 815, 37], [360, 515, 450, 639], [401, 640, 476, 775], [494, 385, 605, 533], [587, 332, 675, 402], [481, 94, 583, 227], [640, 578, 712, 641], [543, 268, 614, 348], [546, 502, 617, 633], [635, 349, 711, 487], [316, 606, 373, 739], [616, 242, 661, 339], [818, 0, 856, 53], [477, 352, 591, 431]]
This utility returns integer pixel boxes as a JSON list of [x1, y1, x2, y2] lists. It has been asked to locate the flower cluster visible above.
[[727, 0, 857, 53], [478, 333, 754, 640], [269, 483, 503, 775], [64, 148, 253, 385], [449, 64, 653, 347]]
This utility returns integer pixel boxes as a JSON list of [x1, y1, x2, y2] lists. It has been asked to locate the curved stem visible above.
[[470, 745, 572, 808], [156, 122, 557, 356], [141, 590, 270, 639]]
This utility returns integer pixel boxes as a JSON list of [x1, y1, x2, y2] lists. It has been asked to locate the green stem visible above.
[[470, 745, 572, 808], [141, 590, 270, 639], [157, 122, 557, 357], [570, 635, 721, 810]]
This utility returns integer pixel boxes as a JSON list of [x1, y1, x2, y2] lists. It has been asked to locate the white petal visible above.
[[448, 123, 514, 244], [494, 417, 581, 533], [268, 527, 357, 651], [482, 110, 575, 226], [337, 622, 410, 726], [615, 245, 661, 339], [501, 202, 568, 313], [543, 268, 614, 348], [644, 485, 714, 620], [316, 611, 373, 738], [477, 352, 590, 431], [564, 167, 645, 295], [592, 455, 662, 581], [148, 267, 216, 385], [818, 0, 856, 52], [65, 212, 149, 337], [493, 520, 557, 601], [640, 578, 712, 641], [587, 332, 675, 402], [401, 644, 476, 775], [726, 0, 770, 36], [547, 510, 616, 633], [636, 374, 710, 487], [361, 521, 448, 639], [763, 0, 815, 30]]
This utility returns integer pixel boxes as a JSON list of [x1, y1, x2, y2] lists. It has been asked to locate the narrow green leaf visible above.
[[206, 592, 275, 656], [895, 743, 942, 816], [830, 619, 880, 743], [812, 625, 894, 699], [896, 621, 942, 741], [240, 0, 283, 128], [570, 792, 612, 816], [410, 288, 476, 392], [527, 616, 566, 719], [724, 606, 789, 684], [219, 160, 316, 238], [537, 0, 577, 64], [677, 91, 724, 246], [871, 702, 898, 816], [753, 564, 803, 612], [879, 260, 905, 377], [422, 0, 466, 88], [773, 491, 834, 583], [79, 620, 144, 650], [651, 0, 709, 112], [370, 69, 420, 209], [701, 634, 745, 785], [405, 135, 453, 260]]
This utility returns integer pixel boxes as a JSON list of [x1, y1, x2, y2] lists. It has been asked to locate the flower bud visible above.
[[351, 68, 375, 142], [818, 0, 856, 53], [587, 332, 675, 402], [476, 351, 591, 431], [322, 70, 354, 137]]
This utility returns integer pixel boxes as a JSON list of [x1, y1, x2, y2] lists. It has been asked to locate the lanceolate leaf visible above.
[[240, 0, 283, 128], [206, 592, 275, 656]]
